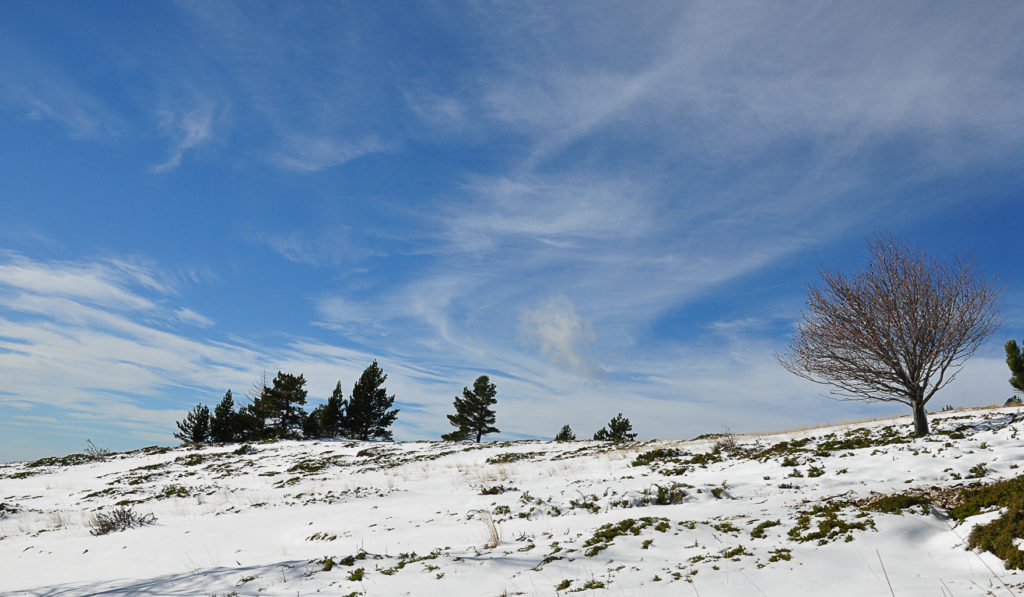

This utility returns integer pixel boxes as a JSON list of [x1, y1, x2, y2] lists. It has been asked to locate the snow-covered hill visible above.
[[4, 408, 1024, 596]]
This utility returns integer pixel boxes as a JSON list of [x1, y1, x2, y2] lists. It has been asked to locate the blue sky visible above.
[[1, 2, 1022, 462]]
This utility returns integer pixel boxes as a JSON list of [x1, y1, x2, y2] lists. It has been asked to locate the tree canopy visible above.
[[346, 360, 400, 441], [593, 413, 636, 442], [778, 234, 1002, 435], [443, 375, 499, 442]]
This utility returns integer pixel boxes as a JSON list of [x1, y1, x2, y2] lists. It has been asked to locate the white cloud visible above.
[[0, 38, 124, 139], [151, 104, 217, 173], [519, 296, 601, 376], [271, 134, 387, 173], [174, 307, 214, 328], [0, 253, 164, 311]]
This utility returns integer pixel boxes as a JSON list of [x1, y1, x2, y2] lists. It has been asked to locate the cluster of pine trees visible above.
[[176, 365, 640, 445], [551, 413, 636, 443], [174, 361, 398, 444]]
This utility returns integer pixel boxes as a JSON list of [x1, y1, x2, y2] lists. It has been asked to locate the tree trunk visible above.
[[912, 400, 929, 436]]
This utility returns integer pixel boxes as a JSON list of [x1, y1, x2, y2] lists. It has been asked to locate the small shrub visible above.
[[347, 567, 365, 581], [750, 519, 780, 539], [233, 443, 257, 455], [84, 439, 111, 461], [631, 448, 684, 467], [864, 494, 931, 515], [652, 483, 687, 505], [968, 463, 989, 478], [89, 506, 156, 535], [481, 485, 514, 495]]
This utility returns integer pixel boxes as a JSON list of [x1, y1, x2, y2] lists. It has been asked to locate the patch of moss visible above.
[[864, 494, 931, 515], [582, 517, 670, 557], [750, 519, 780, 539], [787, 503, 875, 545]]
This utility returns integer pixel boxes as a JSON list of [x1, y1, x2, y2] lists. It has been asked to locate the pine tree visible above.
[[1007, 340, 1024, 393], [174, 404, 211, 444], [265, 371, 308, 438], [444, 375, 499, 442], [554, 424, 576, 442], [210, 389, 238, 443], [321, 381, 348, 437], [346, 361, 400, 441], [303, 405, 325, 438], [593, 413, 636, 442], [240, 381, 274, 441]]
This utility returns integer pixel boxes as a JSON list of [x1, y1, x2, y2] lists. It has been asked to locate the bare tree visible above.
[[777, 234, 1002, 435]]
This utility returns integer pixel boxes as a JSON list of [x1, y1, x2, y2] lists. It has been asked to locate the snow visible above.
[[3, 408, 1024, 596]]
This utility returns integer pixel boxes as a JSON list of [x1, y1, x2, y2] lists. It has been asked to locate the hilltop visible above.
[[4, 408, 1024, 596]]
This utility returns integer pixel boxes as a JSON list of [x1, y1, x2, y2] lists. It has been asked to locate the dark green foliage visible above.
[[787, 503, 875, 545], [321, 381, 348, 437], [950, 475, 1024, 521], [1007, 340, 1024, 393], [486, 451, 541, 464], [266, 371, 308, 438], [174, 404, 211, 444], [582, 517, 670, 557], [593, 413, 636, 442], [239, 382, 275, 441], [750, 519, 781, 538], [652, 483, 687, 505], [443, 375, 499, 442], [553, 424, 576, 442], [346, 360, 399, 441], [480, 485, 513, 495], [968, 508, 1024, 569], [303, 405, 324, 438], [27, 453, 94, 468], [210, 389, 238, 443], [440, 427, 470, 441], [631, 448, 684, 467], [864, 494, 932, 515]]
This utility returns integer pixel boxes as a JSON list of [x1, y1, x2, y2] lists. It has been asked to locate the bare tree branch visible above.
[[777, 234, 1003, 435]]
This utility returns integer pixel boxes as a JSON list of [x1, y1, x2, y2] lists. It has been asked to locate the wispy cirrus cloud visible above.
[[272, 134, 388, 173], [151, 102, 219, 173], [0, 37, 123, 139]]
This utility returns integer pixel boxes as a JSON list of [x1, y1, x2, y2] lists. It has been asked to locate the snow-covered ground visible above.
[[4, 408, 1024, 596]]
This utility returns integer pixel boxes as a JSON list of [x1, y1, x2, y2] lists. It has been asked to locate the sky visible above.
[[0, 1, 1022, 462]]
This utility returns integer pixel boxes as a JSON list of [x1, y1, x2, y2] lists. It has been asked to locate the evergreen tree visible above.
[[210, 389, 238, 443], [593, 413, 636, 443], [265, 371, 308, 438], [239, 381, 274, 441], [1007, 340, 1024, 393], [347, 360, 399, 441], [235, 403, 264, 441], [303, 405, 325, 438], [174, 404, 212, 444], [321, 381, 348, 437], [554, 424, 576, 442], [443, 375, 499, 442]]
